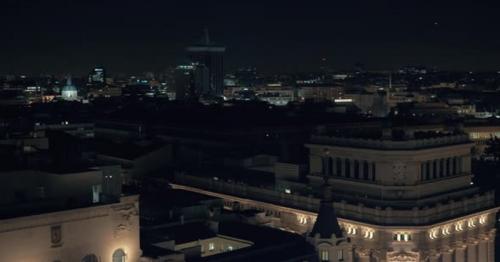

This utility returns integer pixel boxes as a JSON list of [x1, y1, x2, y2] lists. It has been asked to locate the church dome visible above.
[[61, 76, 78, 100]]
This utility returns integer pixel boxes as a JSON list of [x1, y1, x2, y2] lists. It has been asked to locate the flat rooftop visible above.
[[311, 128, 471, 150]]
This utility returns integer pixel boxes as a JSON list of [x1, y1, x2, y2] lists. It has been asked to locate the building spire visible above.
[[309, 178, 343, 239], [66, 75, 72, 86]]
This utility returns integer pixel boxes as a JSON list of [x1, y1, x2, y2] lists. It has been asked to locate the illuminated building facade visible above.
[[305, 127, 498, 261], [0, 195, 140, 262], [172, 126, 499, 262], [0, 167, 141, 262]]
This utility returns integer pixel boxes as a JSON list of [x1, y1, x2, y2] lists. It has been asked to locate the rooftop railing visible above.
[[310, 134, 471, 150]]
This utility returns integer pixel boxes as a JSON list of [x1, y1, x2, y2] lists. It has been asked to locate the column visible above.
[[327, 157, 333, 176], [459, 156, 464, 173], [349, 159, 354, 178], [453, 157, 458, 175], [332, 157, 337, 176], [444, 158, 448, 177], [432, 160, 437, 179], [442, 251, 452, 262], [455, 247, 465, 262], [356, 249, 370, 262], [488, 239, 495, 262], [467, 242, 477, 262], [371, 162, 376, 182], [429, 253, 440, 262], [321, 157, 327, 175], [367, 161, 373, 181], [420, 162, 425, 181], [478, 240, 488, 261], [340, 158, 345, 177]]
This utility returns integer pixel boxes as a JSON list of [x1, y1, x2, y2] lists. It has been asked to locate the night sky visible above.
[[1, 0, 500, 75]]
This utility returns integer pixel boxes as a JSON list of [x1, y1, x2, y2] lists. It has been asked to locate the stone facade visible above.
[[0, 195, 141, 262], [172, 132, 499, 262]]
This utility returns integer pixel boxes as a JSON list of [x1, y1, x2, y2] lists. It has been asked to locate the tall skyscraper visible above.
[[186, 29, 225, 98], [174, 63, 209, 101], [88, 67, 106, 86]]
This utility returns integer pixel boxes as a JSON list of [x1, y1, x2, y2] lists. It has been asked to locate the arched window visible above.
[[82, 254, 98, 262], [112, 249, 126, 262]]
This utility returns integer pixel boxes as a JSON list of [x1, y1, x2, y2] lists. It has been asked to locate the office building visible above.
[[88, 67, 106, 85], [186, 29, 225, 98], [174, 64, 209, 101]]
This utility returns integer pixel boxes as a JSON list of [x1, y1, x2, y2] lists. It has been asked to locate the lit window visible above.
[[441, 226, 451, 235], [92, 184, 102, 203], [337, 249, 344, 261], [479, 215, 487, 225], [455, 222, 464, 231], [298, 215, 308, 224], [468, 219, 476, 228], [394, 232, 411, 242], [346, 225, 357, 235], [429, 228, 439, 239], [112, 249, 126, 262], [321, 250, 329, 261], [363, 229, 374, 239], [403, 234, 410, 242], [209, 242, 215, 251]]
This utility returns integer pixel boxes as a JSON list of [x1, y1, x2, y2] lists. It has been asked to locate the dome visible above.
[[61, 76, 78, 100], [62, 85, 77, 92]]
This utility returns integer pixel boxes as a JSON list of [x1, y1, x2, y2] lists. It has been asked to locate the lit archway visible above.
[[82, 254, 98, 262], [112, 249, 126, 262]]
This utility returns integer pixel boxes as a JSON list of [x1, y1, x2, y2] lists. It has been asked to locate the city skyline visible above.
[[1, 1, 500, 75]]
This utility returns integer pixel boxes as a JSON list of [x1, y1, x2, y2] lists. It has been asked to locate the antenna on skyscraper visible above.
[[203, 27, 211, 45], [388, 72, 392, 90], [66, 75, 72, 86]]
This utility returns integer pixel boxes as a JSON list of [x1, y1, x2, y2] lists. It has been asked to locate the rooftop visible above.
[[310, 127, 471, 150]]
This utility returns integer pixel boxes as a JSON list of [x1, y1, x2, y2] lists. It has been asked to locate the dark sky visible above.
[[1, 0, 500, 75]]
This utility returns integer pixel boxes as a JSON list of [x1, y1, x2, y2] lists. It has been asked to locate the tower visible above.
[[88, 66, 106, 86], [307, 179, 354, 262], [186, 28, 225, 99]]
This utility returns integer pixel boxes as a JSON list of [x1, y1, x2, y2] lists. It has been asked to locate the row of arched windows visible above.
[[420, 156, 463, 181], [82, 249, 126, 262], [321, 157, 376, 182]]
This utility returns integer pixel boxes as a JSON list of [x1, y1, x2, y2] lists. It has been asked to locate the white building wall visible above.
[[0, 195, 140, 262]]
